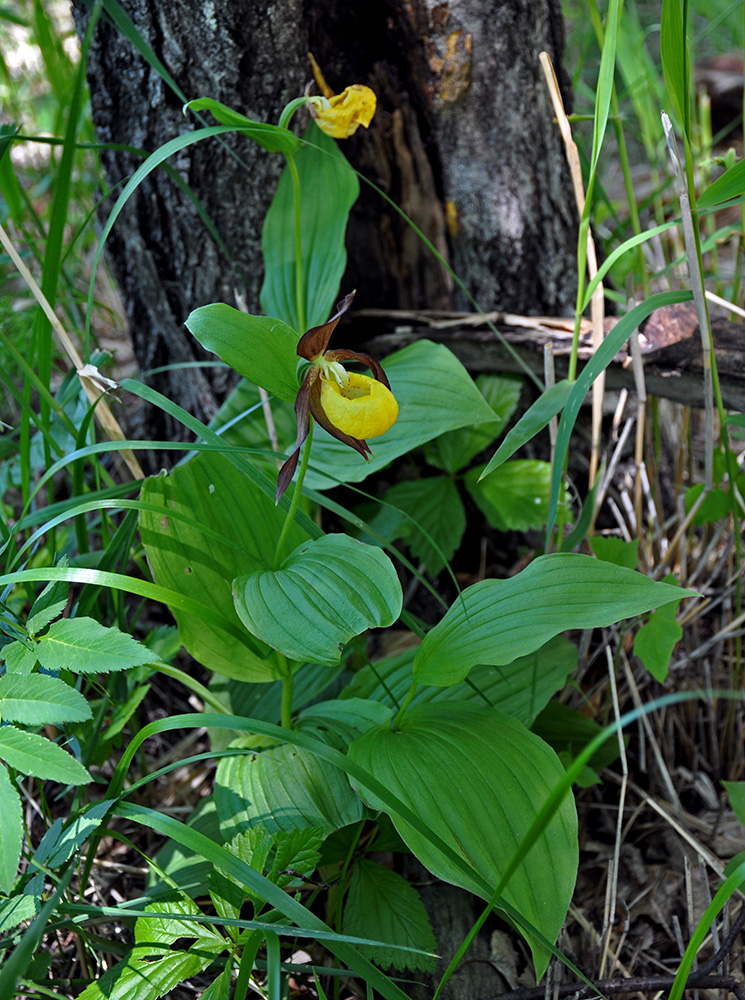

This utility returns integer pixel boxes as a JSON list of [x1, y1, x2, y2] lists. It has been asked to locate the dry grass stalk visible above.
[[539, 50, 606, 490]]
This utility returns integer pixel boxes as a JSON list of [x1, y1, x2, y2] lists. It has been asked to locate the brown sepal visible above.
[[324, 349, 391, 389], [276, 370, 314, 502], [308, 377, 372, 460], [296, 291, 356, 360]]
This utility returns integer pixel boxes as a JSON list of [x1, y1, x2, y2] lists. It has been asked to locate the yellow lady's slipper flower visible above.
[[277, 292, 398, 501], [306, 52, 376, 139]]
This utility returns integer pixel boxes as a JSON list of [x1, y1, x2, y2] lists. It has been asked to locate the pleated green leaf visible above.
[[305, 341, 498, 489], [260, 122, 359, 331], [233, 534, 402, 666], [140, 451, 307, 681], [215, 740, 365, 841], [413, 553, 696, 687], [347, 703, 578, 978], [341, 636, 576, 727], [0, 674, 92, 726], [185, 304, 301, 403]]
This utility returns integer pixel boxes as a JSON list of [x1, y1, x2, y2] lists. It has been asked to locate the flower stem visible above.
[[391, 678, 418, 729], [274, 420, 314, 568], [286, 153, 306, 334]]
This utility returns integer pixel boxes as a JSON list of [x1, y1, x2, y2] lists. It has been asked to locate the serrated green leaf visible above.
[[134, 898, 225, 951], [0, 894, 37, 934], [140, 450, 307, 681], [77, 950, 216, 1000], [684, 484, 732, 525], [348, 703, 578, 978], [413, 553, 696, 687], [341, 636, 576, 727], [184, 97, 301, 155], [0, 727, 90, 784], [305, 341, 498, 489], [37, 618, 152, 675], [479, 380, 573, 481], [0, 674, 91, 726], [466, 459, 567, 532], [215, 740, 365, 842], [344, 859, 436, 971], [233, 534, 402, 666], [1, 641, 38, 675], [26, 599, 67, 638], [426, 373, 522, 474], [261, 122, 359, 331], [0, 767, 22, 894], [382, 477, 466, 576], [198, 969, 231, 1000], [589, 536, 639, 569], [185, 305, 300, 403], [32, 800, 113, 870]]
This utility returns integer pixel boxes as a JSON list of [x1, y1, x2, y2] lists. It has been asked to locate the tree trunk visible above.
[[75, 0, 577, 451]]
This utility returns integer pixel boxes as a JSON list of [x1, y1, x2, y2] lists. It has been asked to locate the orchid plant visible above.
[[62, 54, 696, 997]]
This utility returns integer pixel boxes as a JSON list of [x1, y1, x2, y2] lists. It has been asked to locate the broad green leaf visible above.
[[660, 0, 688, 133], [215, 739, 365, 841], [0, 674, 91, 726], [298, 698, 393, 749], [348, 703, 578, 978], [634, 579, 683, 683], [479, 380, 573, 481], [0, 895, 36, 934], [305, 341, 498, 489], [413, 553, 696, 687], [466, 459, 566, 532], [425, 374, 523, 474], [233, 534, 402, 666], [342, 636, 576, 727], [1, 641, 37, 675], [381, 476, 466, 575], [185, 305, 300, 403], [37, 618, 152, 675], [261, 121, 359, 331], [140, 450, 307, 681], [589, 536, 639, 570], [0, 727, 90, 784], [0, 767, 22, 894], [32, 800, 112, 870], [184, 97, 301, 155], [698, 158, 745, 210], [77, 950, 216, 1000], [344, 859, 436, 971]]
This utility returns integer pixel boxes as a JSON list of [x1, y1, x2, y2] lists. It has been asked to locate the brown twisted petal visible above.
[[276, 369, 315, 502], [296, 291, 356, 360], [308, 376, 372, 460], [323, 349, 391, 389]]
